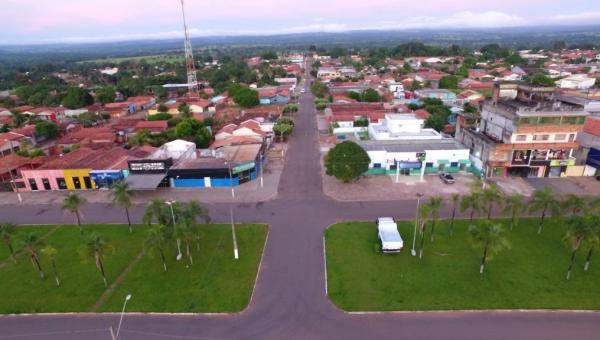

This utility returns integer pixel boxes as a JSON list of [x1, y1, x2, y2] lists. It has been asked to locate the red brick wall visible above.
[[583, 117, 600, 136]]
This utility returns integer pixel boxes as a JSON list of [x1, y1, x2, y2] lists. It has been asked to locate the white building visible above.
[[359, 139, 471, 179], [555, 74, 596, 90], [150, 139, 197, 161], [368, 114, 442, 141], [100, 67, 119, 76]]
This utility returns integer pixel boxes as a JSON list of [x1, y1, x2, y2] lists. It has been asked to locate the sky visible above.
[[1, 0, 600, 44]]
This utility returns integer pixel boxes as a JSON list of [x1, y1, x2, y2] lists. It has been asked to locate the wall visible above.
[[64, 169, 94, 190], [21, 169, 64, 191]]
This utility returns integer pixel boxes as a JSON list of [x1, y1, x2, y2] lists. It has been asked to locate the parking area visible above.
[[322, 165, 476, 202]]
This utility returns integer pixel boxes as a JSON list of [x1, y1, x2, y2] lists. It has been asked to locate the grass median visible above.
[[325, 219, 600, 311], [0, 224, 267, 314]]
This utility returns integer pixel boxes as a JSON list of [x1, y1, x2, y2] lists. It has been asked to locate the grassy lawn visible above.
[[325, 219, 600, 311], [0, 224, 267, 314]]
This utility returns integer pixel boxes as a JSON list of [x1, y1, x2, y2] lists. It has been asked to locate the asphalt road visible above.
[[1, 74, 599, 340]]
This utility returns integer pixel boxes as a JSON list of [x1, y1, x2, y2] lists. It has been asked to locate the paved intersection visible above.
[[0, 77, 599, 339]]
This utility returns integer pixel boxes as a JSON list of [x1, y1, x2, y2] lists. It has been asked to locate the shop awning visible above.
[[459, 159, 471, 165], [437, 160, 450, 164], [125, 174, 166, 190]]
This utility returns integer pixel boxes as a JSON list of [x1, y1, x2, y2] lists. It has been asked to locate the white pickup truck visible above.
[[376, 217, 403, 253]]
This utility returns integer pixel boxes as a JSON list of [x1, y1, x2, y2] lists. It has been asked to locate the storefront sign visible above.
[[232, 162, 256, 175], [128, 159, 172, 174]]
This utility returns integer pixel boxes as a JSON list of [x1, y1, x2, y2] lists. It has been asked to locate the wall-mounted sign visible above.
[[128, 159, 172, 174]]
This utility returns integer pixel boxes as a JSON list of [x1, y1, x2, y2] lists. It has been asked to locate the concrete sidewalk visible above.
[[0, 157, 283, 206]]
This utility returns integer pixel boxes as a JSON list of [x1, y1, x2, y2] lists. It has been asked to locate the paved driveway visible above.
[[1, 71, 599, 340]]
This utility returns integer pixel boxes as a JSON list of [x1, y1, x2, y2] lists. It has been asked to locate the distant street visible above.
[[1, 73, 599, 340]]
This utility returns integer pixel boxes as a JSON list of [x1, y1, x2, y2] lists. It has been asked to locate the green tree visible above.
[[310, 81, 329, 98], [529, 187, 560, 234], [157, 104, 169, 113], [530, 74, 555, 87], [439, 75, 459, 89], [0, 223, 17, 263], [61, 87, 93, 109], [96, 86, 116, 104], [34, 121, 59, 140], [563, 215, 593, 280], [562, 194, 587, 216], [145, 225, 169, 272], [143, 199, 170, 226], [110, 181, 134, 232], [41, 245, 60, 287], [148, 113, 172, 121], [194, 127, 212, 148], [229, 85, 259, 108], [481, 185, 503, 219], [80, 233, 111, 287], [178, 103, 191, 118], [61, 193, 87, 231], [324, 141, 370, 183], [418, 204, 431, 259], [427, 197, 443, 242], [503, 194, 524, 230], [583, 215, 600, 272], [424, 115, 445, 132], [21, 233, 45, 279], [455, 66, 468, 78], [362, 88, 381, 102], [449, 194, 460, 237], [461, 192, 482, 221], [468, 221, 510, 274]]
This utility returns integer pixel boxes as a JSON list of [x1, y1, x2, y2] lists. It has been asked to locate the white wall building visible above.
[[368, 114, 442, 141], [555, 74, 596, 90]]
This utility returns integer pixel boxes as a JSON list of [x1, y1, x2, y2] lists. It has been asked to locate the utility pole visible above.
[[2, 140, 22, 204], [230, 206, 239, 260]]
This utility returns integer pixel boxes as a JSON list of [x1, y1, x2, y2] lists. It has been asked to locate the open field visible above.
[[325, 219, 600, 311], [0, 224, 267, 314]]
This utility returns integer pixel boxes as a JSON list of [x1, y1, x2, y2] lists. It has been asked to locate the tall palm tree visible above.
[[21, 233, 45, 279], [562, 194, 587, 216], [182, 200, 211, 224], [145, 225, 168, 272], [481, 184, 503, 220], [529, 187, 560, 234], [563, 215, 593, 280], [468, 221, 510, 274], [80, 233, 111, 287], [583, 215, 600, 272], [143, 199, 169, 226], [61, 193, 87, 232], [180, 222, 196, 265], [418, 204, 431, 260], [41, 245, 60, 287], [503, 194, 524, 231], [460, 192, 482, 221], [427, 197, 443, 242], [110, 181, 134, 232], [0, 223, 17, 263], [173, 221, 189, 261], [449, 194, 460, 237]]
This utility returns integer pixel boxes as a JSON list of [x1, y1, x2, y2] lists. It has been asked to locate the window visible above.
[[554, 134, 567, 141], [42, 178, 51, 191], [515, 135, 527, 142], [533, 135, 550, 141], [72, 177, 81, 189], [450, 162, 459, 167], [569, 134, 576, 142], [83, 177, 93, 189], [426, 162, 434, 168], [28, 179, 38, 191], [56, 178, 67, 190]]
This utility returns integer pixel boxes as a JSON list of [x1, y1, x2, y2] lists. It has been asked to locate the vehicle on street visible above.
[[301, 89, 306, 94], [439, 172, 455, 184], [376, 217, 403, 253]]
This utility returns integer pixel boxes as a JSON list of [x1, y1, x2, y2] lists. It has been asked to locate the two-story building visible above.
[[456, 84, 588, 178]]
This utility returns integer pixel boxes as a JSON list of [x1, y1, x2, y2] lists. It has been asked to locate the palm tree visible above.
[[0, 223, 17, 263], [110, 181, 134, 232], [173, 222, 188, 261], [61, 193, 87, 232], [80, 233, 111, 287], [563, 215, 593, 280], [182, 200, 211, 224], [460, 192, 482, 221], [449, 194, 460, 237], [41, 245, 60, 287], [562, 194, 587, 216], [583, 215, 600, 272], [529, 187, 560, 234], [418, 204, 431, 260], [180, 222, 196, 265], [481, 185, 503, 220], [468, 221, 510, 274], [145, 225, 168, 272], [143, 199, 169, 226], [21, 233, 45, 279], [427, 197, 443, 242], [503, 194, 524, 231]]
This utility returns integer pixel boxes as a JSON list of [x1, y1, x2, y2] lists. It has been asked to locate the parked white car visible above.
[[376, 217, 403, 253]]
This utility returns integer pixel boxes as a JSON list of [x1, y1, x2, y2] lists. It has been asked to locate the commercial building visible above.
[[368, 114, 442, 141], [456, 84, 588, 178]]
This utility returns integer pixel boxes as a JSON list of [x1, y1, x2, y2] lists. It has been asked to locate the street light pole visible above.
[[411, 193, 424, 256], [227, 162, 235, 198], [230, 206, 239, 260], [165, 201, 182, 261], [115, 294, 132, 340]]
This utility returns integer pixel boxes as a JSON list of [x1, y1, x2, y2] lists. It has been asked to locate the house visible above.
[[214, 119, 269, 141], [456, 84, 588, 178], [257, 87, 290, 105], [103, 102, 135, 118], [459, 79, 494, 90], [0, 131, 33, 156], [29, 107, 63, 122], [0, 153, 46, 188], [368, 114, 442, 141], [555, 75, 596, 90], [134, 120, 168, 134], [414, 69, 447, 89], [128, 96, 156, 111], [457, 90, 485, 104], [0, 107, 11, 116], [415, 89, 457, 105]]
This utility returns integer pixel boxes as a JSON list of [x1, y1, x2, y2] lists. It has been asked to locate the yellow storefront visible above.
[[63, 169, 95, 190]]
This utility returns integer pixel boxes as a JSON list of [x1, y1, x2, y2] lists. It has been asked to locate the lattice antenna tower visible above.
[[180, 0, 198, 96]]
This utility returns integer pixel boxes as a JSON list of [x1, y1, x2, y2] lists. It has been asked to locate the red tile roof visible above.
[[134, 120, 168, 132], [414, 109, 431, 120], [584, 116, 600, 136]]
